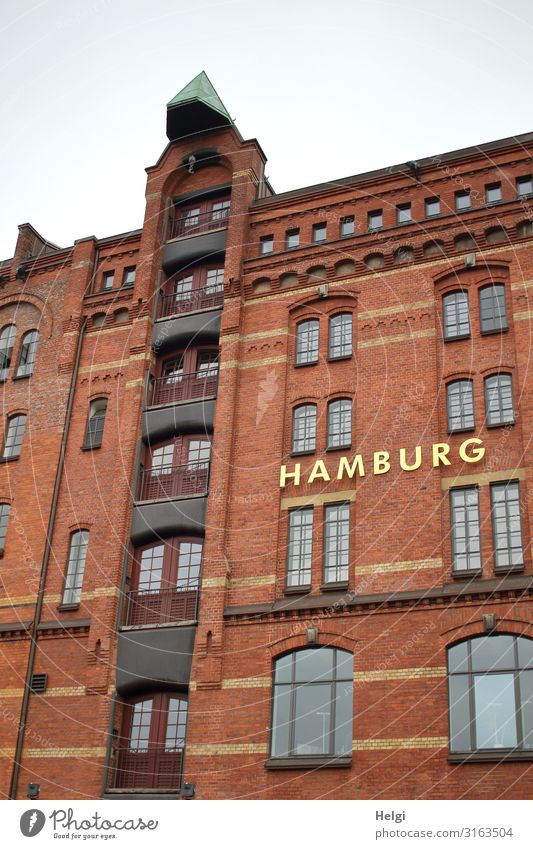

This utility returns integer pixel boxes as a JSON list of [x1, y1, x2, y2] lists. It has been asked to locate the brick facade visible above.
[[0, 74, 532, 799]]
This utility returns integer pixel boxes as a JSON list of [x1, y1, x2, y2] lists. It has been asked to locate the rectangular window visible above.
[[312, 222, 327, 243], [455, 190, 471, 211], [296, 319, 319, 365], [485, 182, 502, 204], [491, 481, 524, 570], [0, 504, 10, 554], [102, 271, 115, 290], [446, 380, 475, 432], [260, 235, 274, 254], [205, 268, 224, 293], [323, 503, 350, 584], [122, 266, 136, 287], [368, 210, 383, 231], [340, 216, 355, 237], [211, 200, 231, 221], [3, 415, 26, 459], [287, 508, 313, 588], [396, 203, 412, 224], [485, 374, 514, 426], [516, 175, 533, 197], [62, 530, 89, 606], [328, 313, 352, 359], [425, 196, 440, 217], [443, 291, 470, 339], [479, 284, 508, 333], [451, 487, 481, 573], [286, 229, 300, 249]]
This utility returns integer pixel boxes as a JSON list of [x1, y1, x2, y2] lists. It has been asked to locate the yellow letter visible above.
[[308, 460, 331, 484], [399, 446, 422, 472], [337, 455, 365, 481], [432, 443, 451, 467], [280, 464, 301, 488], [373, 451, 390, 475], [459, 438, 485, 464]]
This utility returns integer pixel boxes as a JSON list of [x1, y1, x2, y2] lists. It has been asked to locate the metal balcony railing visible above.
[[158, 284, 224, 318], [110, 746, 184, 790], [168, 207, 229, 240], [150, 370, 218, 406], [125, 586, 199, 627], [138, 461, 210, 501]]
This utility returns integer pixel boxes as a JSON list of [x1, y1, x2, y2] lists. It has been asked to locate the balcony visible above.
[[110, 746, 183, 790], [125, 586, 199, 627], [168, 207, 229, 241], [150, 371, 218, 407], [158, 284, 224, 319], [138, 462, 209, 502]]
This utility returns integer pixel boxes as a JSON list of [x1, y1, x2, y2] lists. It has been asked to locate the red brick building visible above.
[[0, 73, 532, 800]]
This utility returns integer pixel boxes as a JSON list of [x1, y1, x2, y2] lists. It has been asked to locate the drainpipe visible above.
[[8, 317, 88, 799]]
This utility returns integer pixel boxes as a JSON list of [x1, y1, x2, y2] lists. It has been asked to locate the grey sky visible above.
[[1, 0, 532, 258]]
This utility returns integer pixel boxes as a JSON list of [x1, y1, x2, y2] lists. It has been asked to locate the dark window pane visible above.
[[491, 482, 524, 569], [470, 635, 515, 672], [16, 330, 39, 377], [102, 270, 114, 290], [479, 285, 507, 333], [327, 400, 352, 449], [292, 405, 317, 453], [293, 683, 332, 755], [425, 197, 440, 217], [473, 673, 517, 749], [340, 216, 354, 236], [486, 183, 502, 204], [286, 229, 299, 249], [449, 675, 471, 752], [328, 314, 352, 359], [519, 670, 533, 748], [443, 291, 470, 339], [517, 175, 533, 197], [368, 210, 383, 230], [451, 488, 481, 571], [0, 325, 16, 380], [333, 681, 353, 755], [271, 684, 291, 756], [448, 641, 469, 674], [62, 530, 89, 605], [3, 414, 27, 459], [312, 223, 327, 242], [517, 638, 533, 670], [294, 648, 335, 683], [0, 503, 10, 552], [296, 320, 319, 365], [287, 508, 313, 587], [396, 203, 411, 224], [447, 380, 474, 431], [485, 374, 513, 425], [323, 503, 350, 583], [455, 190, 471, 210], [260, 235, 273, 254]]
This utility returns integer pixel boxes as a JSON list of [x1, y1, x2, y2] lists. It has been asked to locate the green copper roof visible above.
[[167, 71, 232, 123]]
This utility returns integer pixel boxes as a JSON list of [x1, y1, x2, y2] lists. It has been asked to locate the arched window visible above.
[[127, 538, 203, 626], [446, 380, 474, 432], [141, 436, 211, 500], [0, 325, 16, 380], [295, 320, 319, 365], [16, 330, 39, 377], [2, 414, 27, 459], [484, 374, 514, 426], [479, 284, 507, 334], [443, 291, 470, 340], [0, 503, 10, 554], [292, 404, 317, 453], [328, 314, 352, 360], [84, 398, 108, 449], [61, 529, 89, 606], [114, 693, 187, 789], [327, 399, 352, 448], [448, 635, 533, 754], [270, 648, 353, 760]]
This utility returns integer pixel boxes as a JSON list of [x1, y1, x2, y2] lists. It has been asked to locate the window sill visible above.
[[480, 327, 509, 336], [327, 354, 353, 363], [447, 426, 476, 436], [294, 360, 318, 369], [0, 456, 19, 464], [449, 749, 533, 763], [325, 444, 352, 453], [493, 563, 524, 575], [284, 584, 311, 596], [451, 569, 483, 580], [290, 450, 316, 458], [444, 334, 471, 343], [57, 603, 80, 612], [486, 419, 515, 429], [12, 373, 32, 381], [81, 443, 102, 451], [320, 581, 349, 592], [265, 756, 352, 770]]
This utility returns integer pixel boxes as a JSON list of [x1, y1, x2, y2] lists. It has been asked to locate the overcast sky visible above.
[[0, 0, 531, 258]]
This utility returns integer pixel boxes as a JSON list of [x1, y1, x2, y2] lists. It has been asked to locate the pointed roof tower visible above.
[[166, 71, 233, 141]]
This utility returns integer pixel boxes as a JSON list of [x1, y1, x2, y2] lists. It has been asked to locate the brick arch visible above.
[[160, 155, 234, 199], [433, 259, 511, 288], [0, 293, 53, 339], [440, 616, 533, 643], [268, 629, 357, 659]]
